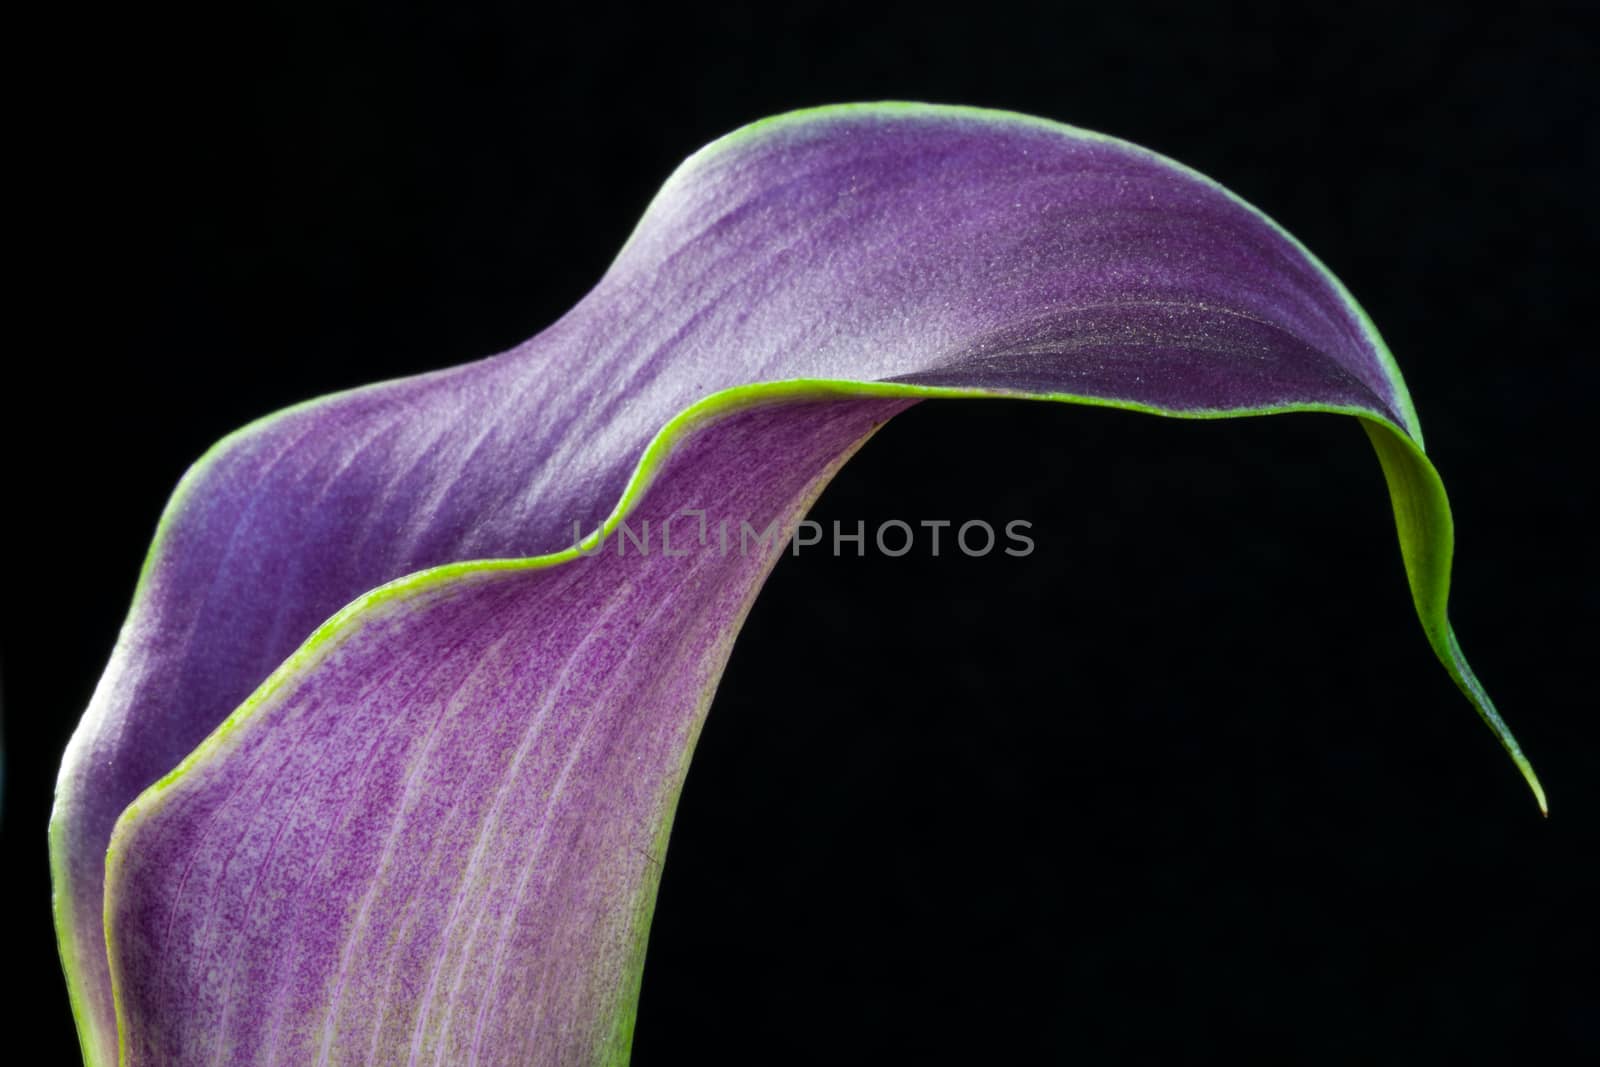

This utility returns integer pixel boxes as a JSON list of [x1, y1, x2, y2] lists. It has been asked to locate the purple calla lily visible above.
[[52, 102, 1541, 1066]]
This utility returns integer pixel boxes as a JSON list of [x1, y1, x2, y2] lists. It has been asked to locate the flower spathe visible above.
[[51, 103, 1540, 1066]]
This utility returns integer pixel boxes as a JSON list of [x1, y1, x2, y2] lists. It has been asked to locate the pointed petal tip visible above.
[[1520, 758, 1548, 817], [1489, 714, 1546, 815], [1482, 705, 1545, 816]]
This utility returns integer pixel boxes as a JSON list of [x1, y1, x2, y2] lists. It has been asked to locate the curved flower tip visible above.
[[51, 102, 1539, 1065]]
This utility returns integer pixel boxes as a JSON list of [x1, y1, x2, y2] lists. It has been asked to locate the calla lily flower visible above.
[[51, 102, 1541, 1066]]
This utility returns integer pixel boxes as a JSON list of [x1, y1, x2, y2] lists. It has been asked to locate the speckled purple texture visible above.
[[109, 397, 909, 1065], [54, 104, 1413, 1065]]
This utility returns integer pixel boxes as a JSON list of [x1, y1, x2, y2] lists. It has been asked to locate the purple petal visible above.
[[108, 395, 905, 1064], [52, 103, 1536, 1065]]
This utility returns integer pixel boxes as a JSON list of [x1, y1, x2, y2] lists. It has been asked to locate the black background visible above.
[[7, 2, 1596, 1063]]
